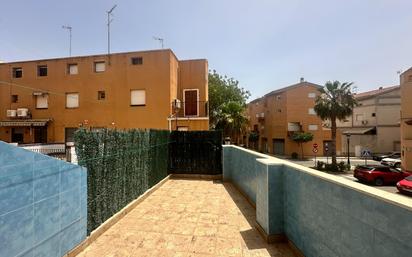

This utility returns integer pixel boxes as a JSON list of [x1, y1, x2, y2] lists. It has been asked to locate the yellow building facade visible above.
[[401, 68, 412, 172], [246, 80, 339, 157], [0, 49, 209, 144]]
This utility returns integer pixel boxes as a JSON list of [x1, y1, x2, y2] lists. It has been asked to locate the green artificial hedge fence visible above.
[[74, 129, 170, 234]]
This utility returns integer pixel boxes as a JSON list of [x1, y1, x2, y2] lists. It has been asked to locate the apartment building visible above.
[[0, 49, 209, 144], [246, 80, 336, 157], [337, 86, 401, 156], [401, 68, 412, 172]]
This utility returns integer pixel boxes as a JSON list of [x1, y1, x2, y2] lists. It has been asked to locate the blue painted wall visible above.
[[223, 145, 412, 257], [0, 141, 87, 257]]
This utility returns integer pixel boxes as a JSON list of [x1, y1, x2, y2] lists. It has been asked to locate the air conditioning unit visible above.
[[17, 108, 29, 117], [6, 110, 17, 118], [362, 120, 368, 125]]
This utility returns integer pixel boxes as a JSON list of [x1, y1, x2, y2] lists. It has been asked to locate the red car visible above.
[[354, 165, 412, 186], [397, 175, 412, 195]]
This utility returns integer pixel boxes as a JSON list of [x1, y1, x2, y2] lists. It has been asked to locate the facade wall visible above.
[[337, 87, 401, 154], [0, 50, 209, 143], [401, 69, 412, 171], [0, 141, 87, 257], [247, 82, 336, 157]]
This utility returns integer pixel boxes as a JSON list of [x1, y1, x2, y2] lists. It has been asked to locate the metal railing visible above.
[[19, 143, 66, 155]]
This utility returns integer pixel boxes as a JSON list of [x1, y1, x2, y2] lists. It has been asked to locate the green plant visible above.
[[248, 132, 259, 142], [291, 152, 299, 159], [314, 81, 357, 166], [291, 132, 314, 159], [338, 161, 348, 172], [325, 163, 339, 172], [316, 161, 325, 170]]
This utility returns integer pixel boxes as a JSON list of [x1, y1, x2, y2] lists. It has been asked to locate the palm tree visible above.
[[215, 101, 249, 144], [314, 81, 357, 167]]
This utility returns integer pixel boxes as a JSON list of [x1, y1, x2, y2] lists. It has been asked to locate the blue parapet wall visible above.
[[0, 141, 87, 257], [223, 145, 412, 257]]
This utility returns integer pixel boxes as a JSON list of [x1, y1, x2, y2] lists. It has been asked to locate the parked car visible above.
[[354, 165, 411, 186], [373, 152, 401, 161], [381, 157, 402, 168], [396, 175, 412, 195]]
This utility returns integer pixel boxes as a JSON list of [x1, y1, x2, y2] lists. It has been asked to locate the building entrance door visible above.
[[11, 128, 24, 143], [34, 127, 47, 143], [273, 139, 285, 155]]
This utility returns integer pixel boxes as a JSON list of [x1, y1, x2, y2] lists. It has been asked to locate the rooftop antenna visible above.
[[153, 36, 164, 49], [62, 25, 72, 56], [107, 4, 117, 64]]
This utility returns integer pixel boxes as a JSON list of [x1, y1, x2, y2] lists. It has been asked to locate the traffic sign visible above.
[[313, 143, 318, 148], [312, 148, 318, 153], [361, 149, 372, 157]]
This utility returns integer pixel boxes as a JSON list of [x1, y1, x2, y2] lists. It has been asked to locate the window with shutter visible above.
[[130, 90, 146, 106], [68, 64, 78, 75], [184, 89, 199, 116], [66, 93, 79, 108], [94, 62, 105, 73], [36, 94, 48, 109]]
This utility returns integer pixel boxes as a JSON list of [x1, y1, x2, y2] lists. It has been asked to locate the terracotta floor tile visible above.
[[75, 179, 295, 257]]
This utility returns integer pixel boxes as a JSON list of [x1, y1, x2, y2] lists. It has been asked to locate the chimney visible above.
[[379, 86, 383, 90], [300, 77, 304, 83]]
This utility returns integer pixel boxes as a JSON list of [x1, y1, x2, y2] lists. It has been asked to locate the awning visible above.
[[0, 119, 52, 127], [342, 127, 376, 135]]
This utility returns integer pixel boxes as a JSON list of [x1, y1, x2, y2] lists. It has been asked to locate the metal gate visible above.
[[168, 131, 222, 175]]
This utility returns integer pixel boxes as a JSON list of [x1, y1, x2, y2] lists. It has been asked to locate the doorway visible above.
[[34, 127, 47, 143], [272, 138, 285, 155], [11, 128, 24, 143]]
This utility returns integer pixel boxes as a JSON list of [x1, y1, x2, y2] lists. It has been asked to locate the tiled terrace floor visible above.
[[76, 179, 295, 257]]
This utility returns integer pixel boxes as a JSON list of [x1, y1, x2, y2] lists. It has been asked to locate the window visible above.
[[37, 65, 47, 76], [372, 113, 376, 117], [11, 95, 18, 103], [409, 75, 412, 82], [98, 91, 106, 100], [308, 92, 316, 98], [12, 67, 22, 78], [131, 57, 143, 65], [308, 124, 318, 131], [94, 61, 105, 72], [308, 108, 316, 115], [68, 64, 78, 75], [356, 114, 364, 121], [66, 93, 79, 108], [276, 95, 281, 100], [36, 94, 48, 109], [277, 109, 282, 113], [130, 89, 146, 106]]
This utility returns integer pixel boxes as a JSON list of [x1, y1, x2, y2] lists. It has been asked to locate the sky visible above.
[[1, 0, 412, 100]]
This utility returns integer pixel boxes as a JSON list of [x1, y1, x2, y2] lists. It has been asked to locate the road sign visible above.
[[312, 148, 318, 153], [361, 149, 372, 157], [313, 143, 318, 148]]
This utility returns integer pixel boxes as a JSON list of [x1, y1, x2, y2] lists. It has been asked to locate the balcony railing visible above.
[[171, 100, 209, 118], [19, 143, 66, 155]]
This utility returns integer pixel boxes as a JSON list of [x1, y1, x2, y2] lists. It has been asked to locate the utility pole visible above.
[[107, 4, 117, 64], [62, 25, 72, 56], [153, 36, 164, 49]]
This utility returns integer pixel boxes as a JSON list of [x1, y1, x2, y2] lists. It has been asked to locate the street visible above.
[[287, 156, 409, 196]]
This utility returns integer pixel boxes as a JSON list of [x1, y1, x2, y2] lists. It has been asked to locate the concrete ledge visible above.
[[65, 174, 171, 257], [170, 173, 222, 180]]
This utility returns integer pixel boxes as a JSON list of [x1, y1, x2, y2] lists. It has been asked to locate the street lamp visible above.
[[346, 134, 351, 166]]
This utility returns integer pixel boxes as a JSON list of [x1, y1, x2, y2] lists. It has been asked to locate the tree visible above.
[[291, 132, 314, 159], [314, 81, 357, 166], [208, 70, 250, 142], [209, 70, 250, 127]]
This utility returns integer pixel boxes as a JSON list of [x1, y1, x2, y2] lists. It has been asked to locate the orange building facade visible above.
[[246, 80, 340, 157], [0, 49, 209, 144]]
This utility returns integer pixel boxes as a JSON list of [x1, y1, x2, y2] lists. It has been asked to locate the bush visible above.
[[291, 152, 299, 159], [316, 161, 325, 170], [337, 161, 349, 172], [325, 163, 339, 172]]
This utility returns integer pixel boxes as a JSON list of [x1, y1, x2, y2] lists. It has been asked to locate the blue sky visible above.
[[1, 0, 412, 100]]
